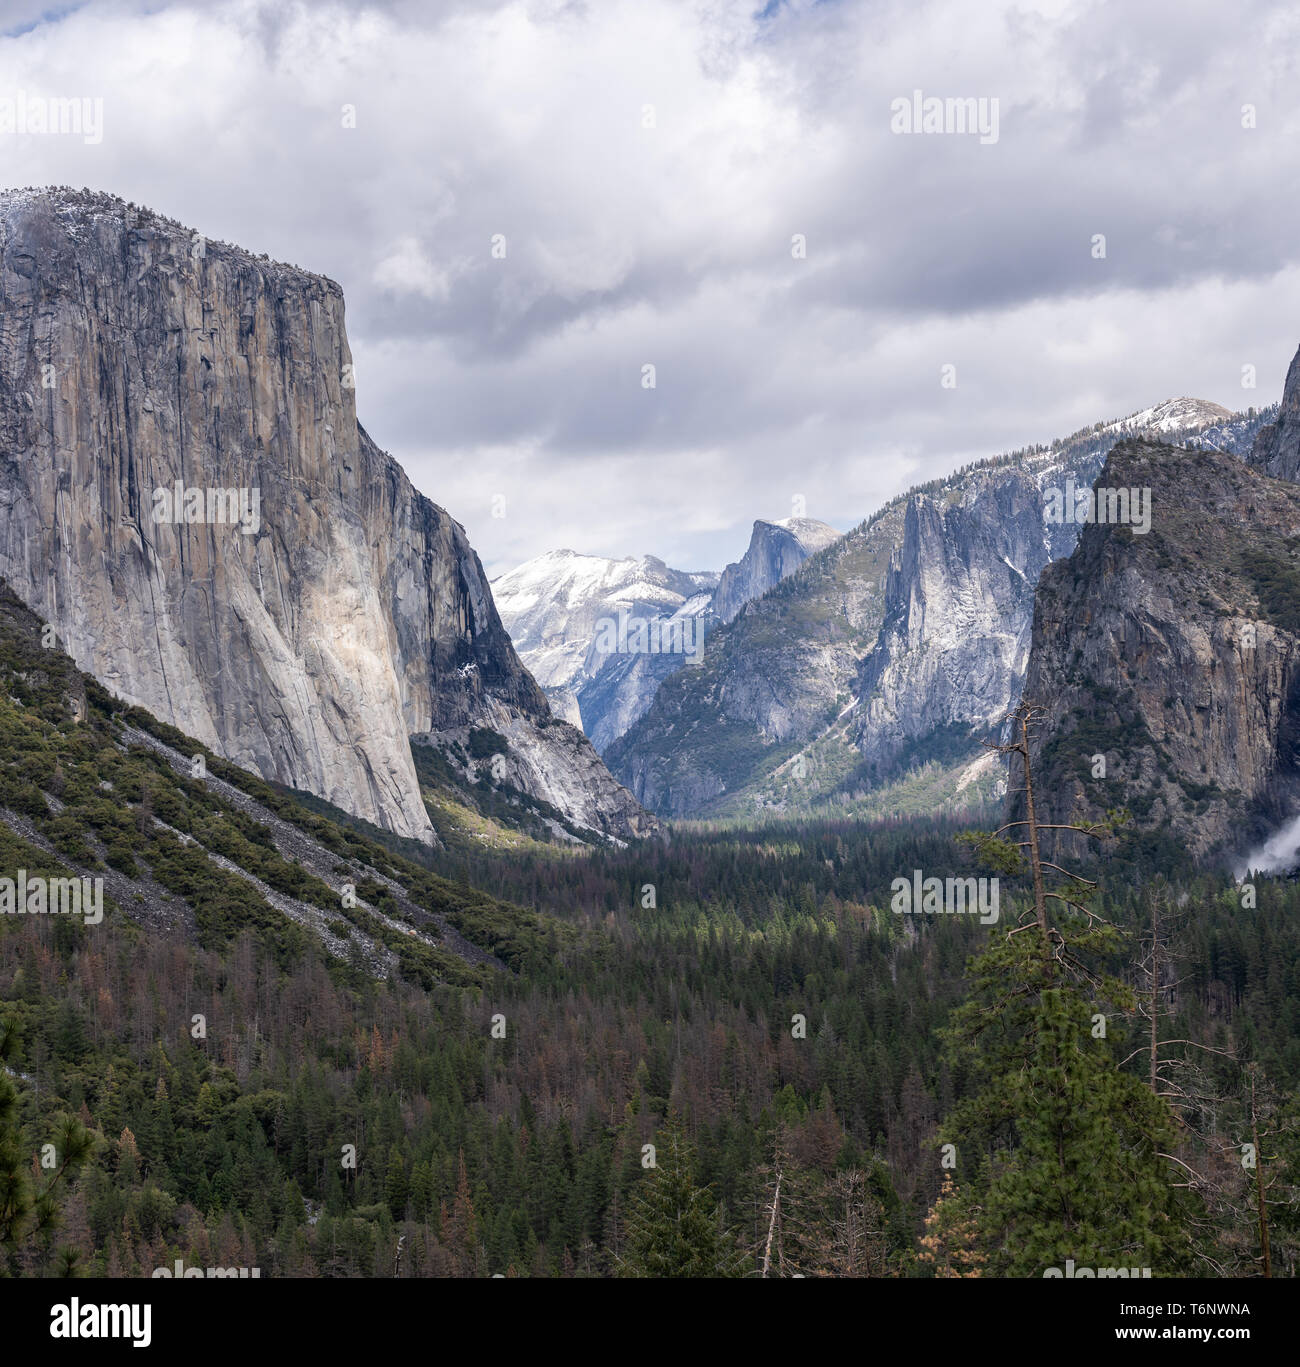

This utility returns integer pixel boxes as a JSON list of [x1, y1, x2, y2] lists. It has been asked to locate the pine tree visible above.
[[917, 1174, 984, 1277], [617, 1114, 749, 1277], [383, 1144, 409, 1220], [943, 941, 1192, 1275], [0, 1017, 94, 1275], [942, 704, 1198, 1277]]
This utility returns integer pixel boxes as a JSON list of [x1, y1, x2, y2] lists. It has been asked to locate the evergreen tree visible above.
[[917, 1174, 984, 1278], [617, 1114, 749, 1277], [943, 936, 1192, 1275], [943, 706, 1197, 1276], [0, 1018, 94, 1275]]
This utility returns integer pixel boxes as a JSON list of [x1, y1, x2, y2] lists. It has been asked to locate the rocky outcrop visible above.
[[0, 187, 651, 844], [853, 466, 1067, 779], [1250, 345, 1300, 482], [711, 517, 841, 625], [1022, 439, 1300, 862]]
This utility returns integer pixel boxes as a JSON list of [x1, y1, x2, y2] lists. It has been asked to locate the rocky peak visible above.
[[1023, 437, 1300, 864], [711, 516, 842, 625], [1250, 344, 1300, 482], [608, 399, 1275, 820]]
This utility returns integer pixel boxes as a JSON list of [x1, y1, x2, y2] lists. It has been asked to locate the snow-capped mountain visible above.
[[492, 516, 841, 752], [1101, 396, 1233, 435], [491, 552, 717, 750]]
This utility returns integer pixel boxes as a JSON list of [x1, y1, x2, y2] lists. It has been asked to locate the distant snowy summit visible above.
[[712, 517, 842, 625], [1102, 397, 1234, 435], [492, 517, 841, 750]]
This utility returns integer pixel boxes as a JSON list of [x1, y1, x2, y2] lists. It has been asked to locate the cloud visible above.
[[2, 0, 1299, 576], [372, 235, 452, 301]]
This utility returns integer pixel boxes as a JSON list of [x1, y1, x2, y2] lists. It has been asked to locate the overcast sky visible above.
[[4, 0, 1300, 577]]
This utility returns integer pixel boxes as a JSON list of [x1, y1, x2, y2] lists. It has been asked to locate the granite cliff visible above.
[[710, 517, 841, 625], [1023, 433, 1300, 863], [607, 401, 1269, 819], [0, 188, 651, 844]]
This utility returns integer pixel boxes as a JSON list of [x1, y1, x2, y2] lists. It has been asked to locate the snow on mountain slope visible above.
[[491, 552, 718, 751], [492, 516, 841, 753], [1102, 397, 1233, 435], [607, 397, 1277, 819]]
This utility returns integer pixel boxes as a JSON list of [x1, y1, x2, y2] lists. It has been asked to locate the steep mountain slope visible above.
[[1022, 437, 1300, 864], [0, 578, 566, 984], [607, 400, 1273, 819], [1251, 345, 1300, 481], [490, 551, 715, 748], [0, 188, 650, 845]]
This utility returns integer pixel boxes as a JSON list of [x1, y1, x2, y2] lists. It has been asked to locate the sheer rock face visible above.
[[711, 518, 841, 625], [851, 402, 1265, 785], [0, 188, 651, 844], [1022, 439, 1300, 863], [852, 463, 1073, 777], [1250, 344, 1300, 482]]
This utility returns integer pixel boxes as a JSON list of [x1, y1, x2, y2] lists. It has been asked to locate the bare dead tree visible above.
[[966, 701, 1121, 982], [823, 1169, 888, 1277], [1121, 881, 1236, 1124], [760, 1168, 782, 1278]]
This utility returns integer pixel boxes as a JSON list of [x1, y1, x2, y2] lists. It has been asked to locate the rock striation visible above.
[[608, 401, 1271, 818], [710, 517, 841, 625]]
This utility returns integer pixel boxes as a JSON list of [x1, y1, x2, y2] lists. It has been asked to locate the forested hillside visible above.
[[2, 574, 1297, 1277]]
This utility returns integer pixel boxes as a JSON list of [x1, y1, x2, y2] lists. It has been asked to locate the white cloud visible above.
[[2, 0, 1298, 578], [373, 235, 451, 300]]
